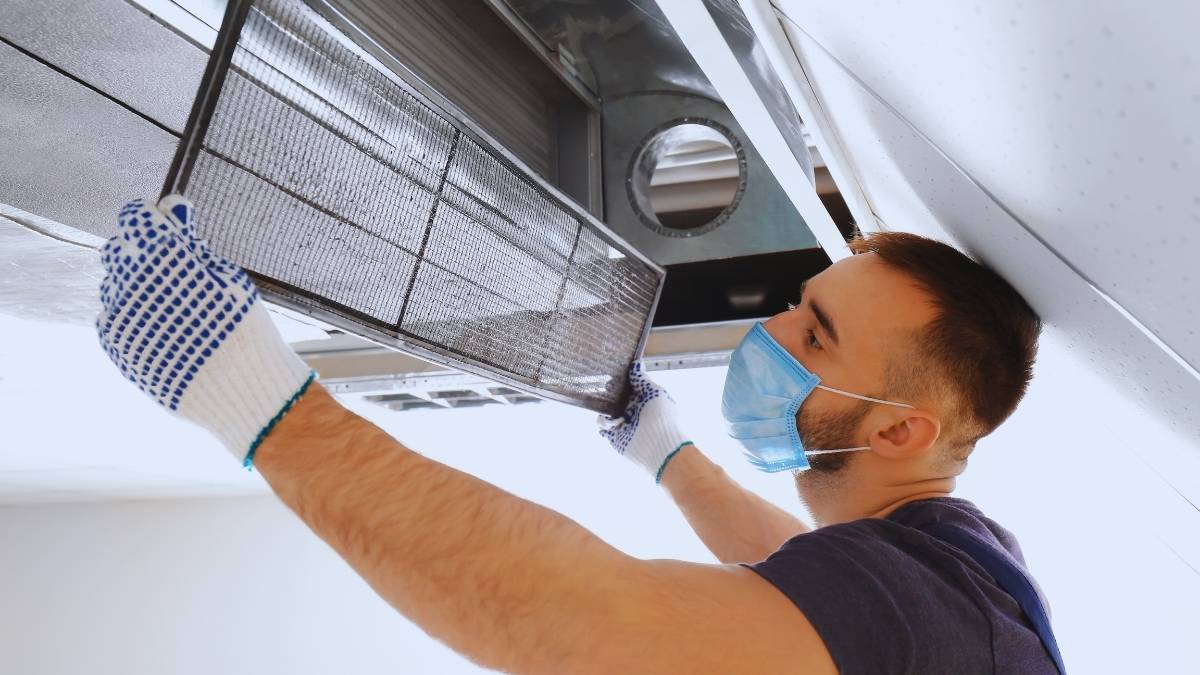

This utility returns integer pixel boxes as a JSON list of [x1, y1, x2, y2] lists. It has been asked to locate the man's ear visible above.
[[868, 409, 941, 460]]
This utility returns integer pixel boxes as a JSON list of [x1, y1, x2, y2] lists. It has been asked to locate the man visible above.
[[97, 195, 1056, 674]]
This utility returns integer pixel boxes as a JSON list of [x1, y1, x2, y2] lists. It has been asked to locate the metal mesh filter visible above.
[[165, 0, 664, 414]]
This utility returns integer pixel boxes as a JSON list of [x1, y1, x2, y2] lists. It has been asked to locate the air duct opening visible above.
[[628, 119, 746, 237]]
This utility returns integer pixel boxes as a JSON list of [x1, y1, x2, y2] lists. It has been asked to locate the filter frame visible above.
[[162, 0, 665, 415]]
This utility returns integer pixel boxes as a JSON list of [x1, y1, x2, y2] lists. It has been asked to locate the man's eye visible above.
[[806, 329, 823, 351]]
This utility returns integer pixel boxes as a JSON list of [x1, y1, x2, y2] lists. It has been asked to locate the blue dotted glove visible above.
[[96, 195, 316, 467], [597, 361, 693, 484]]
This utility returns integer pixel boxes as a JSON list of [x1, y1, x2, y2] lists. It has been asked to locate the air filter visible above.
[[163, 0, 664, 415]]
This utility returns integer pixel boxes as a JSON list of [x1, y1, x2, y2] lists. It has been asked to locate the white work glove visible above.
[[96, 195, 316, 468], [597, 361, 693, 484]]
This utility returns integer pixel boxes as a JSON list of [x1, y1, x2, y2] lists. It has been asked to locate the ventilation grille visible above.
[[367, 386, 543, 412], [165, 0, 663, 415]]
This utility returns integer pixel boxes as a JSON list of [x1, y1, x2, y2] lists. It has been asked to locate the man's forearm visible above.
[[253, 383, 641, 674], [95, 199, 839, 674], [659, 445, 809, 563]]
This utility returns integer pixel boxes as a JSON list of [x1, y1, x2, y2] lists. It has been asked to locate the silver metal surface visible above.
[[0, 206, 104, 325], [731, 0, 879, 235], [701, 0, 813, 182], [0, 0, 206, 134], [366, 385, 544, 411], [626, 117, 748, 238], [1, 0, 601, 234], [502, 0, 717, 98], [320, 0, 576, 182], [174, 0, 665, 415], [553, 102, 604, 217], [478, 0, 601, 106], [313, 319, 753, 399], [162, 0, 249, 196], [603, 92, 818, 264], [494, 0, 821, 265], [653, 0, 849, 261], [0, 38, 180, 239], [305, 0, 662, 275]]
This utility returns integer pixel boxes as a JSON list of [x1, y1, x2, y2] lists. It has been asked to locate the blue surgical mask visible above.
[[721, 322, 914, 472]]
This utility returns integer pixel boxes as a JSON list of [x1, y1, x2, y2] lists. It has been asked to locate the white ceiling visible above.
[[761, 0, 1200, 432], [0, 308, 264, 503]]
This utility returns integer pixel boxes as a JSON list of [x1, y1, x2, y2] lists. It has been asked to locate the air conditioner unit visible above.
[[0, 0, 846, 409]]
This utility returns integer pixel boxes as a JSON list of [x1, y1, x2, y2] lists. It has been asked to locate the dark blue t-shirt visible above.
[[740, 497, 1057, 674]]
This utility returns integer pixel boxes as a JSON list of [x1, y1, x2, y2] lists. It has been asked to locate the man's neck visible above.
[[795, 472, 956, 527]]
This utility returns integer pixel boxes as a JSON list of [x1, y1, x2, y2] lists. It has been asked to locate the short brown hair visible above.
[[847, 232, 1041, 458]]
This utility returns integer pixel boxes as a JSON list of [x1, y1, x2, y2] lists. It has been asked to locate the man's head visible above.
[[762, 232, 1041, 504]]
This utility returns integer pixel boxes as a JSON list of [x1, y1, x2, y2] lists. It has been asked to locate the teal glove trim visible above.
[[242, 370, 317, 470], [654, 441, 694, 485]]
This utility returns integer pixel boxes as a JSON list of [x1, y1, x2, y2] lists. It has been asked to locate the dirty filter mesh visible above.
[[176, 0, 663, 414]]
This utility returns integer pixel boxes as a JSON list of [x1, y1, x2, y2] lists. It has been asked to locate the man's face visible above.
[[760, 253, 937, 477]]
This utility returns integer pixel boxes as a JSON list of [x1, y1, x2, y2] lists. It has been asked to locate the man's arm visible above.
[[94, 198, 830, 673], [658, 444, 810, 563], [255, 383, 835, 675], [597, 365, 809, 564]]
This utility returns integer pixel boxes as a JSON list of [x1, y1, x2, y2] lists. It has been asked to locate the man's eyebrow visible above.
[[799, 280, 840, 347]]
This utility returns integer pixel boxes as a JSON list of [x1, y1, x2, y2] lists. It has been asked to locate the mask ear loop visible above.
[[804, 447, 870, 455], [800, 386, 917, 457], [814, 384, 915, 409]]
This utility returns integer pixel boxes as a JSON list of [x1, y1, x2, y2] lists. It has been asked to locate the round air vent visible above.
[[626, 118, 747, 237]]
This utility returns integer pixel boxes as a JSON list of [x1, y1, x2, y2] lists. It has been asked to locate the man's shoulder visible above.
[[765, 498, 1010, 554], [741, 498, 1034, 674], [743, 498, 1009, 623], [884, 496, 1029, 565]]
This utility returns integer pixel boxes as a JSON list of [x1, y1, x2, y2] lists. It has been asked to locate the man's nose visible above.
[[762, 308, 790, 331], [760, 313, 791, 345]]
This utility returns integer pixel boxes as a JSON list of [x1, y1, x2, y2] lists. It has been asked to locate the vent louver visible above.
[[367, 386, 543, 412]]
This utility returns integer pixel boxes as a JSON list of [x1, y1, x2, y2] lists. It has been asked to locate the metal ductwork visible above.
[[0, 0, 836, 407]]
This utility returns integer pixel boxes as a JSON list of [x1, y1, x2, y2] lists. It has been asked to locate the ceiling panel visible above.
[[770, 0, 1200, 386], [0, 40, 176, 238], [774, 24, 1200, 445]]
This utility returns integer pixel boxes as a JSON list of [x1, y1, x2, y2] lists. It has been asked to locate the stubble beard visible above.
[[791, 400, 873, 514]]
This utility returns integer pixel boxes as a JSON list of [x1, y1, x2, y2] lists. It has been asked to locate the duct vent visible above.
[[627, 118, 746, 237], [367, 386, 543, 411]]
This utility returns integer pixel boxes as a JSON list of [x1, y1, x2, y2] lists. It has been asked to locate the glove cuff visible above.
[[174, 303, 316, 466], [654, 441, 694, 484], [621, 396, 693, 484]]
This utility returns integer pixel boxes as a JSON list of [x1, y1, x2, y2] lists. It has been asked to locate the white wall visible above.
[[0, 497, 465, 675], [2, 359, 1200, 673], [0, 373, 724, 675]]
